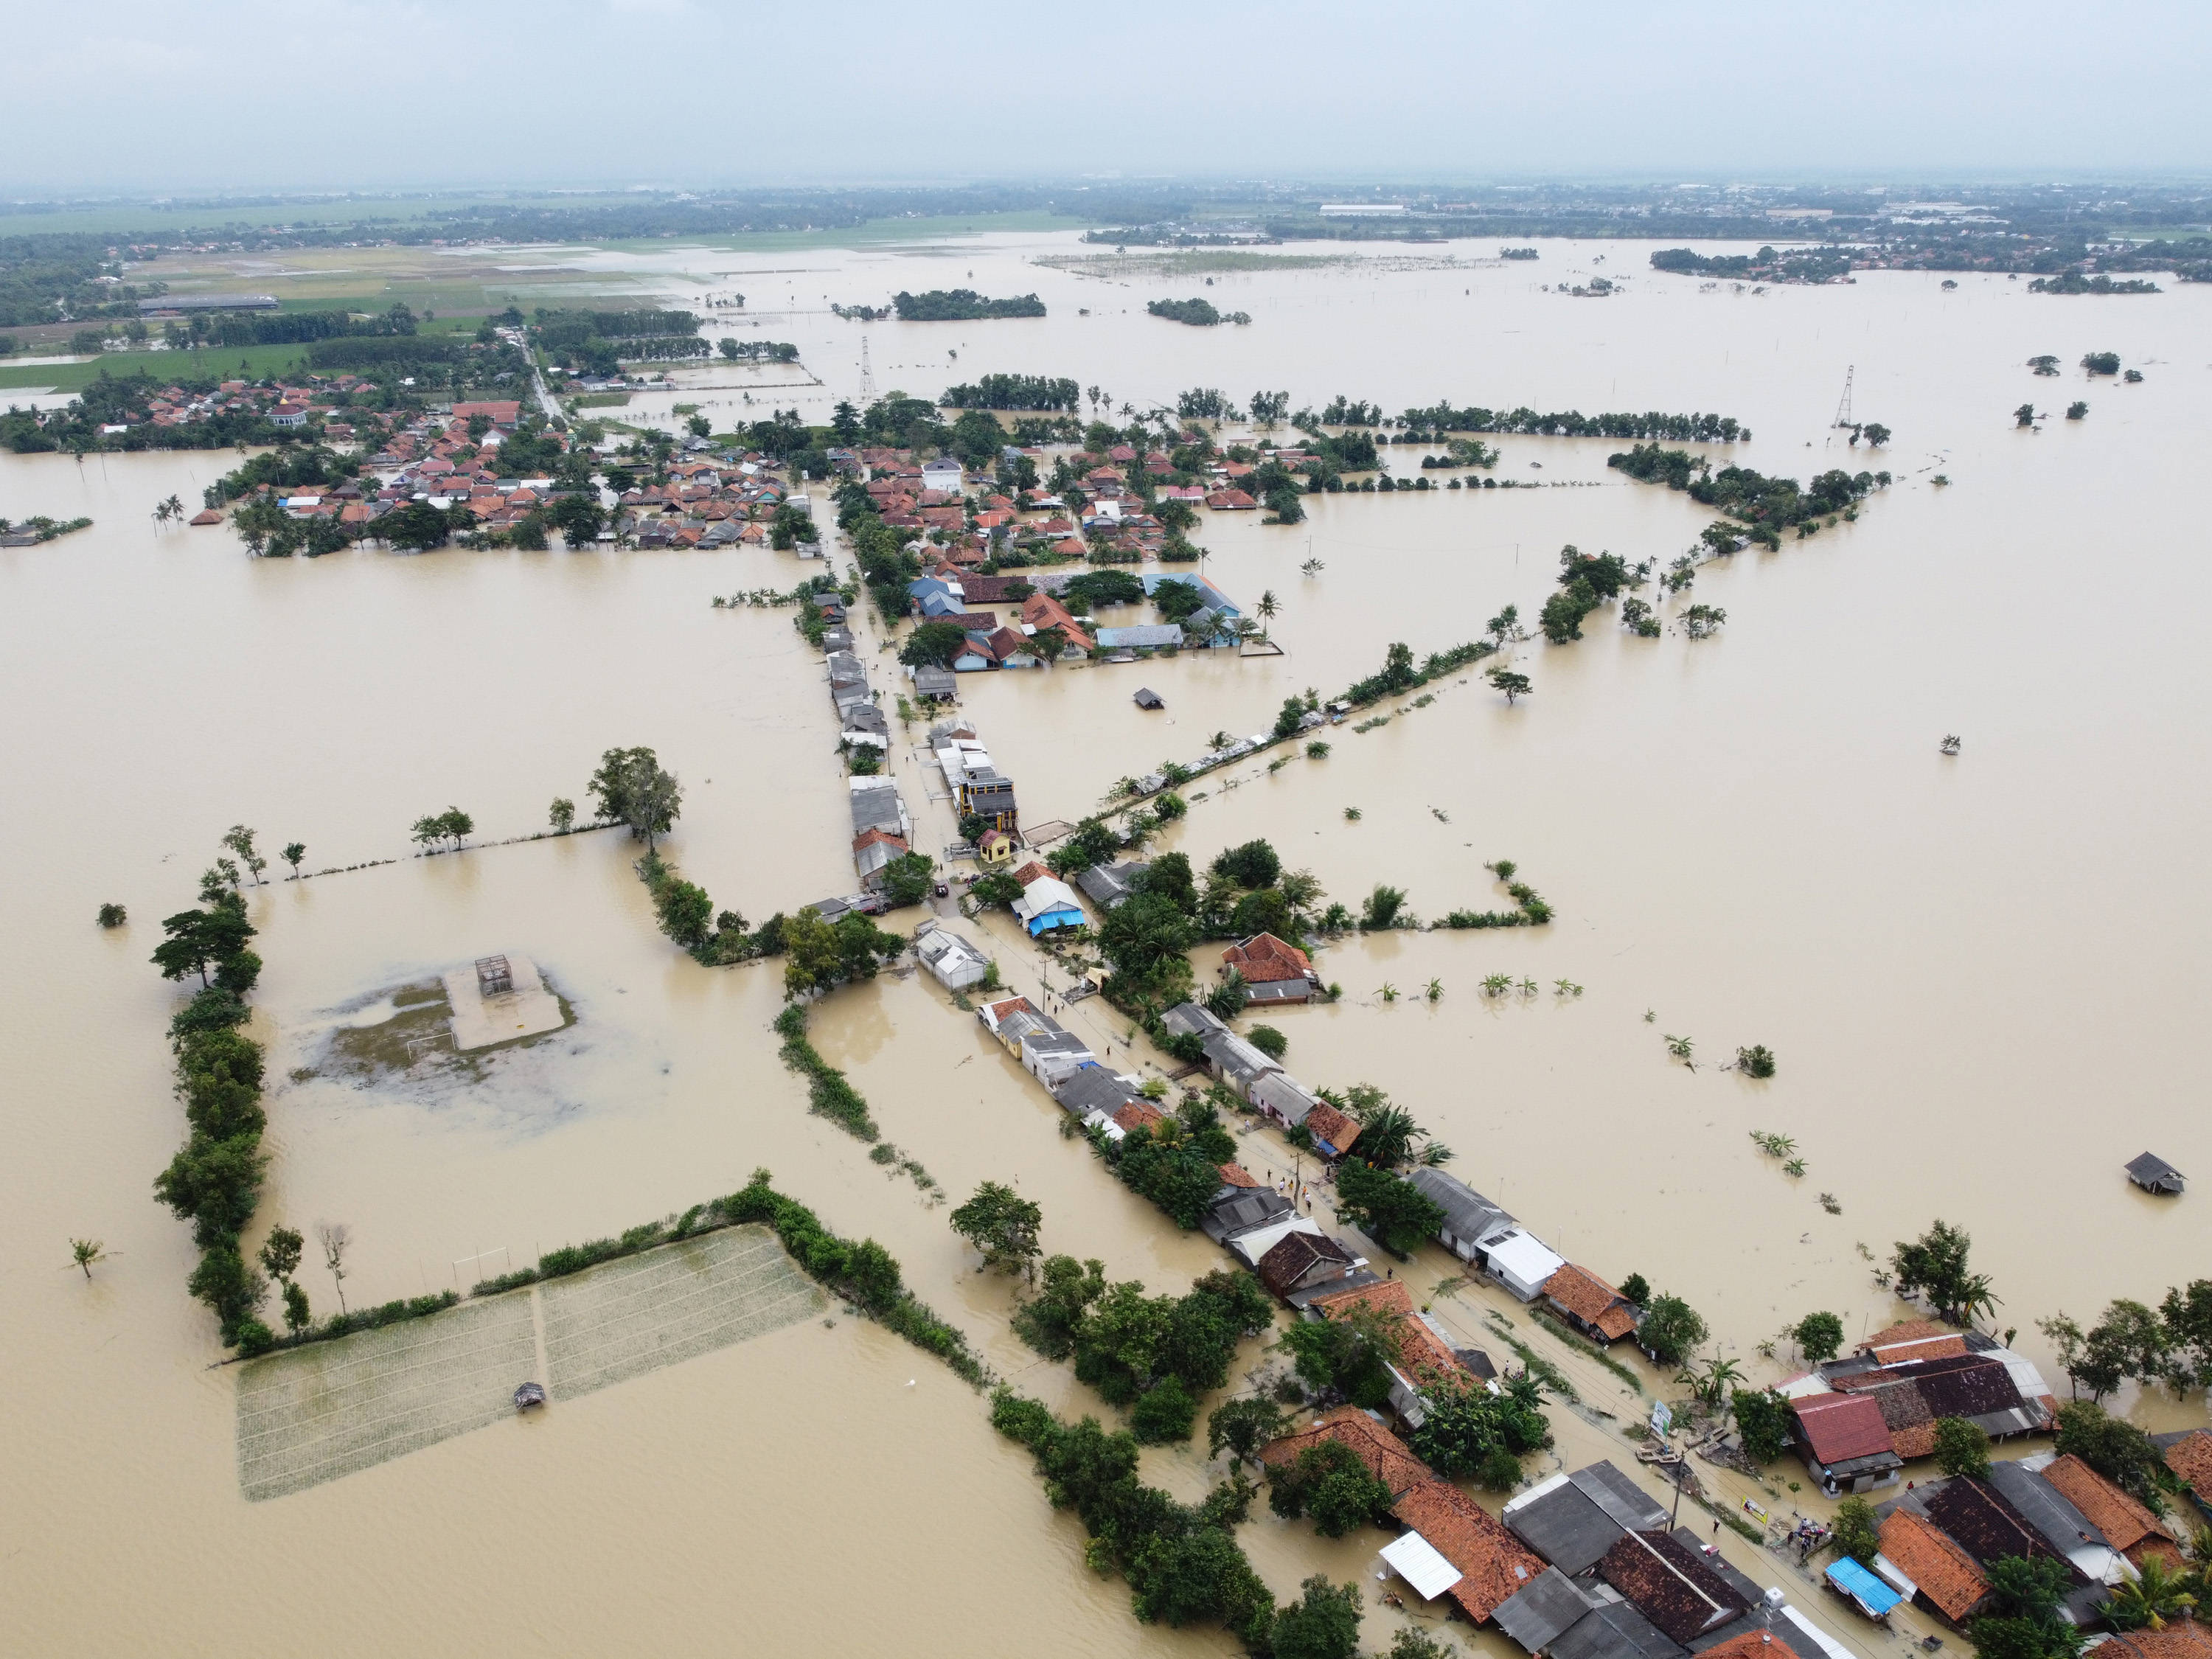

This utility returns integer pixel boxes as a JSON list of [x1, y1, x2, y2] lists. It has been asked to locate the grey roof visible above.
[[1493, 1567, 1599, 1655], [826, 651, 866, 684], [844, 703, 889, 734], [1049, 1066, 1142, 1118], [1160, 1001, 1230, 1040], [1984, 1461, 2110, 1554], [1202, 1029, 1282, 1085], [1022, 1029, 1094, 1063], [1548, 1600, 1686, 1659], [1246, 977, 1310, 1004], [850, 789, 903, 835], [1576, 1464, 1672, 1533], [1508, 1465, 1669, 1577], [1074, 861, 1150, 908], [1251, 1071, 1320, 1127], [1284, 1266, 1381, 1311], [912, 666, 958, 695], [2126, 1152, 2185, 1192], [1200, 1189, 1293, 1243], [1408, 1166, 1518, 1248]]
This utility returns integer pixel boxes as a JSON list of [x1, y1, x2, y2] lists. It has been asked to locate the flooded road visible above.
[[4, 231, 2209, 1654]]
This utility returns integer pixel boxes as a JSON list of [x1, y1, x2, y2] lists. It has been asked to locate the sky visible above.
[[7, 0, 2210, 194]]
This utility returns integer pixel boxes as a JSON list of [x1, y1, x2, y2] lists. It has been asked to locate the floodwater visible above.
[[4, 230, 2210, 1655]]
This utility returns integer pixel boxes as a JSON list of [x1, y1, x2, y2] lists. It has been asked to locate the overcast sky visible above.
[[8, 0, 2209, 195]]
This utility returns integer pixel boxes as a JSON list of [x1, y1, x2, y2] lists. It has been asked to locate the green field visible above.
[[0, 192, 645, 240], [0, 341, 313, 393]]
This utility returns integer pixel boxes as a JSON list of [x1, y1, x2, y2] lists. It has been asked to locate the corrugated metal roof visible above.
[[1494, 1565, 1599, 1653], [1382, 1530, 1466, 1601]]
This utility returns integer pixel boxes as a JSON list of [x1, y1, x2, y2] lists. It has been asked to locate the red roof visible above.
[[2163, 1429, 2212, 1495], [2037, 1455, 2177, 1563], [1543, 1265, 1637, 1341], [1389, 1479, 1547, 1623], [1222, 932, 1313, 984], [1009, 860, 1051, 887], [1301, 1102, 1362, 1157], [1217, 1163, 1264, 1189], [1259, 1405, 1429, 1500], [1113, 1099, 1168, 1135], [1206, 488, 1258, 509], [1876, 1510, 1989, 1624], [1790, 1391, 1895, 1465]]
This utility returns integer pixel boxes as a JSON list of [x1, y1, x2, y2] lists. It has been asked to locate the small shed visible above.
[[1133, 686, 1164, 710], [475, 956, 513, 997], [1825, 1556, 1904, 1621], [2125, 1152, 2185, 1194]]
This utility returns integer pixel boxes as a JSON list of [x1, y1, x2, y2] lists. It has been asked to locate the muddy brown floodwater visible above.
[[2, 232, 2208, 1655]]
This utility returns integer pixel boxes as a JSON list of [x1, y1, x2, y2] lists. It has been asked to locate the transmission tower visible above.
[[857, 335, 876, 404], [1832, 365, 1854, 428]]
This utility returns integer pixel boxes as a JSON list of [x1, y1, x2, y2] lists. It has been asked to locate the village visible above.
[[722, 425, 2212, 1659]]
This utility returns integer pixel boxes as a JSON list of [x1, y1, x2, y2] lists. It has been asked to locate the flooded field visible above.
[[4, 228, 2209, 1655]]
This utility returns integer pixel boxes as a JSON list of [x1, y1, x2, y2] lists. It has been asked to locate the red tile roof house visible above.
[[1790, 1392, 1902, 1495], [1875, 1509, 1991, 1627], [2161, 1427, 2212, 1504], [1206, 488, 1259, 509], [1389, 1478, 1548, 1624], [1541, 1265, 1638, 1343], [2037, 1453, 2183, 1569], [1859, 1320, 1970, 1367], [1301, 1101, 1363, 1161], [1260, 1405, 1431, 1501], [1221, 933, 1320, 1004]]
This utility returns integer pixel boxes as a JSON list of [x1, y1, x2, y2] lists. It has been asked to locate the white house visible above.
[[920, 457, 963, 491], [912, 921, 990, 991]]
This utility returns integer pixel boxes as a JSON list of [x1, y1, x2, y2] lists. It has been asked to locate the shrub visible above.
[[1830, 1496, 1880, 1566], [1132, 1377, 1198, 1443], [1248, 1025, 1287, 1061]]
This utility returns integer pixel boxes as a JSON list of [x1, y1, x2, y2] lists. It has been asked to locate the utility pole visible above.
[[1832, 366, 1854, 428], [858, 336, 876, 405]]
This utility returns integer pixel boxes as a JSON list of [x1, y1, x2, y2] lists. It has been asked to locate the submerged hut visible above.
[[2125, 1152, 2185, 1195], [1133, 686, 1164, 710]]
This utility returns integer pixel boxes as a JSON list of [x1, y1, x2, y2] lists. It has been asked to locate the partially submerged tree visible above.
[[1892, 1220, 1997, 1323], [589, 746, 684, 851], [950, 1181, 1043, 1281], [1637, 1293, 1708, 1366], [1793, 1310, 1845, 1362]]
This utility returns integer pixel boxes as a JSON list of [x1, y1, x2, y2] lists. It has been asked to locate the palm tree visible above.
[[2102, 1554, 2197, 1631], [1256, 589, 1279, 639], [69, 1239, 106, 1279], [1300, 557, 1325, 577], [1678, 1354, 1743, 1409]]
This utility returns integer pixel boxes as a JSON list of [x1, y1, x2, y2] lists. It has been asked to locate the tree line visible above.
[[938, 373, 1081, 411], [891, 289, 1046, 321]]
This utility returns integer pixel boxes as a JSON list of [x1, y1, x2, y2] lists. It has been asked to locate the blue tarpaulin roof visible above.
[[1825, 1557, 1902, 1618]]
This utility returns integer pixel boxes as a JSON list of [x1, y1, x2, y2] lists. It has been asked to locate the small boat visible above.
[[513, 1381, 547, 1411]]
